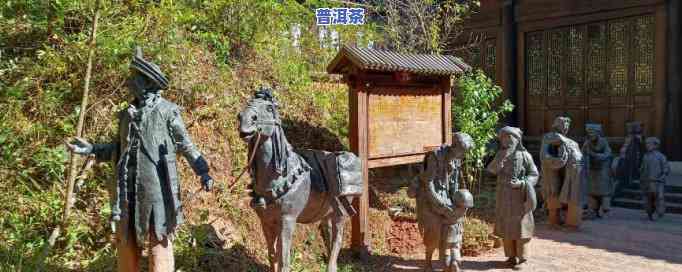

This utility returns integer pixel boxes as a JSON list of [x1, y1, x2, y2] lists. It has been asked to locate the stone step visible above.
[[612, 197, 682, 214], [620, 189, 682, 203], [620, 182, 682, 194]]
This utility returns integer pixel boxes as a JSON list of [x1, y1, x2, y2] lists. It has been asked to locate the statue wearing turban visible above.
[[487, 127, 538, 268]]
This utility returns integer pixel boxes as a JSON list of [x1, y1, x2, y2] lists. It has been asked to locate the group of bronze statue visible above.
[[541, 117, 671, 227], [412, 116, 671, 271], [65, 49, 671, 272]]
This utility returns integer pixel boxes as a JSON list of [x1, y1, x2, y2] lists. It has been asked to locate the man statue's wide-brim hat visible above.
[[645, 137, 661, 145], [130, 46, 169, 90], [586, 123, 603, 134]]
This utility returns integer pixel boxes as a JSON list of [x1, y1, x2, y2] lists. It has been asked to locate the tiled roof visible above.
[[327, 45, 471, 75]]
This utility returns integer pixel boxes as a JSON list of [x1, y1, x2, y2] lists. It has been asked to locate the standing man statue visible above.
[[582, 124, 613, 218], [487, 127, 538, 268], [610, 147, 628, 200], [540, 117, 584, 228], [623, 122, 646, 188], [408, 132, 475, 272], [66, 47, 214, 271], [640, 137, 670, 221]]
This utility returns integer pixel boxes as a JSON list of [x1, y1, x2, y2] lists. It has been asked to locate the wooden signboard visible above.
[[368, 88, 446, 166], [327, 45, 469, 256]]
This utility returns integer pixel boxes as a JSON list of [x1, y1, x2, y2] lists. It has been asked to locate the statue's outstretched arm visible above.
[[168, 107, 212, 191]]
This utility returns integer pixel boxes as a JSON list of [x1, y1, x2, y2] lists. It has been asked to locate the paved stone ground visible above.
[[390, 207, 682, 272]]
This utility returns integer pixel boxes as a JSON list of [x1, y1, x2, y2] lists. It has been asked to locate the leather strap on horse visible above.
[[228, 132, 262, 191]]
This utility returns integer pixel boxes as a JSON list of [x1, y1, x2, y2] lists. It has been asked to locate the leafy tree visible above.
[[453, 70, 514, 189], [376, 0, 480, 54]]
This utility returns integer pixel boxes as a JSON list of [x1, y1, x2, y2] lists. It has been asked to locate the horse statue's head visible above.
[[238, 86, 290, 175], [238, 86, 281, 141]]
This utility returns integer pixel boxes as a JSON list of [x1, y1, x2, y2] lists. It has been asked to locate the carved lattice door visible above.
[[524, 14, 657, 138]]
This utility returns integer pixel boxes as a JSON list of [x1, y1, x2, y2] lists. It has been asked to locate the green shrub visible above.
[[453, 70, 514, 189]]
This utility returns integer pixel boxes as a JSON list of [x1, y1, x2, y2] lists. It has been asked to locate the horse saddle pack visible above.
[[298, 149, 363, 216]]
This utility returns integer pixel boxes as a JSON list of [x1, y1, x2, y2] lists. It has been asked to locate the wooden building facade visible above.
[[460, 0, 681, 160]]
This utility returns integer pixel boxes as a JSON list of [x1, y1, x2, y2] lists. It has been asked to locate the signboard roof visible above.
[[327, 45, 471, 76]]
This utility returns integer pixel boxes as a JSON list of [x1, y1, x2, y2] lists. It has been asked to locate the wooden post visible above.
[[442, 77, 453, 146], [664, 0, 681, 160], [350, 77, 371, 259], [655, 4, 667, 139], [502, 0, 519, 126]]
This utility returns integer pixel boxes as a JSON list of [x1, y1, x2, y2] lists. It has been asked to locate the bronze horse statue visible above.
[[237, 88, 363, 272]]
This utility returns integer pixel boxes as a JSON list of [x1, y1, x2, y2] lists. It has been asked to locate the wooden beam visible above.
[[514, 0, 665, 24], [517, 5, 660, 33], [368, 154, 425, 169]]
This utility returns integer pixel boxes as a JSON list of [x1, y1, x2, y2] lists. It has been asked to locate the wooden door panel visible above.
[[546, 97, 563, 107], [546, 28, 564, 107], [565, 25, 586, 107], [607, 107, 629, 136], [527, 109, 546, 136], [632, 108, 655, 136], [564, 96, 584, 107], [586, 108, 608, 128], [586, 22, 609, 100], [544, 110, 564, 134], [633, 95, 653, 106], [527, 96, 545, 107], [525, 29, 547, 137], [564, 109, 585, 137], [588, 97, 608, 106], [522, 13, 660, 139], [609, 96, 628, 105]]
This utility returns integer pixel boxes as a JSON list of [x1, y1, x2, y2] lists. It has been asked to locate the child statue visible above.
[[487, 127, 539, 268], [640, 137, 670, 221], [582, 124, 613, 218], [408, 132, 475, 272]]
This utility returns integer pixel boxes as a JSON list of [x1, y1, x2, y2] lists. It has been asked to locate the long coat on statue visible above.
[[583, 137, 613, 196], [487, 146, 539, 240], [92, 95, 208, 244], [541, 133, 584, 207]]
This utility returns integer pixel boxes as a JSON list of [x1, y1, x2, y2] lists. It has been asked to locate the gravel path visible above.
[[389, 207, 682, 272]]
